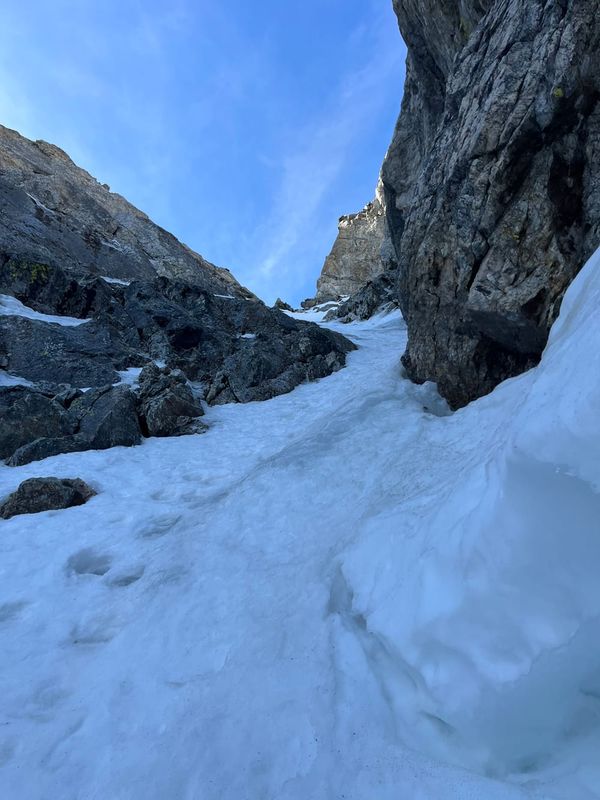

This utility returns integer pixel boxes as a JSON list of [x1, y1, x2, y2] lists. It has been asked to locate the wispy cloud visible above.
[[246, 8, 405, 302]]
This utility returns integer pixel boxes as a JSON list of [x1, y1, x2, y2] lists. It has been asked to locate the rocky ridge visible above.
[[0, 124, 251, 296], [0, 128, 355, 466]]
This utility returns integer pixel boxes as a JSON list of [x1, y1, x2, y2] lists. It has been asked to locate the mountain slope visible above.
[[0, 124, 251, 297]]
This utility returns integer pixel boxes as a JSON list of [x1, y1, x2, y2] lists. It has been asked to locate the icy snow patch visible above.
[[0, 370, 34, 388], [102, 275, 131, 286], [0, 294, 89, 327], [117, 367, 143, 386]]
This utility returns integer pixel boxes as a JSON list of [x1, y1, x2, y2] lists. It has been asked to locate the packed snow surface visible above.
[[0, 294, 89, 326], [2, 249, 600, 799]]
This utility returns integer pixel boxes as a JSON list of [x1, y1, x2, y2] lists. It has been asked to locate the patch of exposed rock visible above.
[[273, 298, 294, 312], [137, 363, 206, 437], [316, 180, 394, 302], [0, 477, 96, 520], [381, 0, 600, 407]]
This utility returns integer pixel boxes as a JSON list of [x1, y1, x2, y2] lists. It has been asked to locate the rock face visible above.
[[316, 181, 393, 301], [381, 0, 600, 407], [0, 477, 95, 519], [0, 125, 251, 297]]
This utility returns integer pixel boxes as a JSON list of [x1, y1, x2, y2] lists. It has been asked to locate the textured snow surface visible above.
[[1, 249, 600, 799], [0, 294, 89, 326]]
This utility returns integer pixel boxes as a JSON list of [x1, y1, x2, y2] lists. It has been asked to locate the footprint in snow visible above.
[[0, 600, 28, 624], [107, 566, 145, 588], [66, 548, 112, 577], [69, 613, 121, 646], [136, 514, 181, 539]]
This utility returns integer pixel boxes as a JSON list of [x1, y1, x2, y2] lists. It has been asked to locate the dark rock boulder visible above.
[[7, 385, 142, 466], [0, 477, 95, 519], [382, 0, 600, 408], [137, 363, 205, 437], [69, 385, 142, 450], [0, 386, 73, 460]]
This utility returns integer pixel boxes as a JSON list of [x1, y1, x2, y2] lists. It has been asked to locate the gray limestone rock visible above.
[[0, 125, 253, 298]]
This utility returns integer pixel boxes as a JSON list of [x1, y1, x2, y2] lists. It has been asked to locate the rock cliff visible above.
[[316, 180, 394, 301], [382, 0, 600, 407]]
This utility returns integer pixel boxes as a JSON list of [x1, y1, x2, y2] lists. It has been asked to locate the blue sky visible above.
[[0, 1, 405, 304]]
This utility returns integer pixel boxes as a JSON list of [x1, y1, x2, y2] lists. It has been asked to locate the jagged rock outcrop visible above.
[[137, 364, 206, 437], [316, 180, 394, 301], [381, 0, 600, 407], [324, 271, 399, 323], [0, 124, 251, 296]]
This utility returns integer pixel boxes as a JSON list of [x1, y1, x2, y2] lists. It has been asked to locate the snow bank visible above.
[[341, 247, 600, 794]]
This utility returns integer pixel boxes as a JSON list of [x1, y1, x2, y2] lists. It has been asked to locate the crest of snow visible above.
[[239, 333, 256, 340], [102, 276, 131, 286], [214, 293, 235, 299], [0, 369, 34, 388], [0, 294, 90, 327]]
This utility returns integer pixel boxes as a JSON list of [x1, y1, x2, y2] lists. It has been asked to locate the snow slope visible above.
[[1, 248, 600, 799]]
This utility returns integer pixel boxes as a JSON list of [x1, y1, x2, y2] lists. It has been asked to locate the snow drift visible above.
[[341, 246, 600, 795]]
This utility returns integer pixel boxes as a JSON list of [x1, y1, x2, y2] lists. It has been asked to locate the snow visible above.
[[102, 275, 131, 286], [0, 294, 89, 327], [117, 367, 143, 386], [1, 248, 600, 798], [0, 370, 34, 388]]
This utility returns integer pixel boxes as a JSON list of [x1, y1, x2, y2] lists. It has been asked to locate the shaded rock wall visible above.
[[383, 0, 600, 407]]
